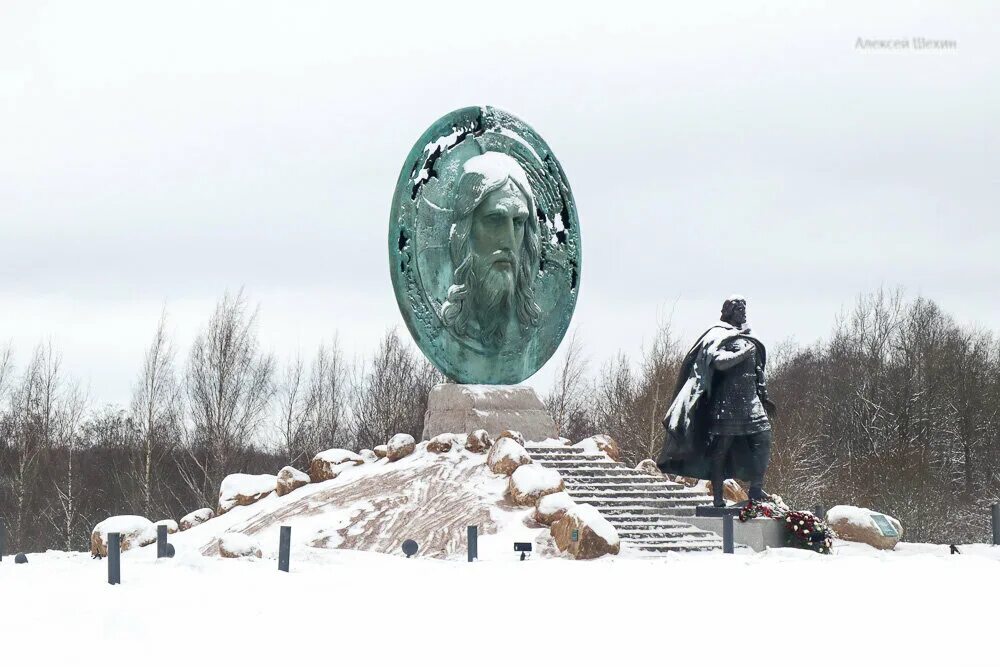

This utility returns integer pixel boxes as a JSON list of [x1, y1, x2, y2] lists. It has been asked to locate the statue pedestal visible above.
[[687, 507, 787, 552], [421, 383, 558, 442]]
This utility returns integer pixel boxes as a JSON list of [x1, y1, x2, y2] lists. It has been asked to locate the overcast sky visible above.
[[1, 1, 997, 407]]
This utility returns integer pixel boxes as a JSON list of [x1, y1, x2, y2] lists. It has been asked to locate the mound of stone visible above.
[[635, 459, 662, 476], [180, 508, 215, 531], [487, 437, 532, 476], [577, 434, 621, 462], [386, 433, 416, 462], [498, 430, 525, 446], [507, 464, 564, 506], [359, 448, 378, 463], [465, 429, 492, 453], [218, 533, 262, 559], [374, 444, 388, 459], [219, 473, 277, 514], [309, 448, 364, 482], [155, 519, 179, 534], [276, 466, 311, 496], [534, 491, 576, 525], [551, 504, 621, 559], [90, 515, 156, 556], [828, 505, 903, 550], [428, 433, 465, 454]]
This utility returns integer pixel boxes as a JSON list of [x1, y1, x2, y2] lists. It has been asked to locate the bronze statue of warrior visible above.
[[657, 296, 777, 506]]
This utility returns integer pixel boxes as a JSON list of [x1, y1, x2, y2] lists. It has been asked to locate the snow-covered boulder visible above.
[[577, 434, 621, 462], [507, 464, 564, 506], [498, 430, 525, 446], [218, 473, 277, 514], [465, 429, 492, 453], [155, 519, 179, 534], [374, 444, 388, 459], [708, 479, 748, 504], [359, 448, 378, 463], [534, 491, 576, 526], [386, 433, 416, 462], [828, 505, 903, 550], [551, 504, 620, 559], [218, 533, 262, 559], [635, 459, 662, 477], [487, 437, 532, 476], [427, 432, 464, 454], [276, 466, 311, 496], [90, 516, 156, 556], [180, 507, 215, 531], [309, 448, 364, 482]]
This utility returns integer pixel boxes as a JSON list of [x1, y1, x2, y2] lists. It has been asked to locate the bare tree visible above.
[[130, 310, 182, 517], [544, 328, 589, 439], [305, 338, 349, 457], [182, 290, 276, 507], [277, 353, 312, 468]]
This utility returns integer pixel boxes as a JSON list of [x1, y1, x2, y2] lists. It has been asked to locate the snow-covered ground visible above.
[[2, 540, 998, 665]]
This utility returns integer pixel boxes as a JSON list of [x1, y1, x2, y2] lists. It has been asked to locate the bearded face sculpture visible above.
[[440, 152, 542, 349]]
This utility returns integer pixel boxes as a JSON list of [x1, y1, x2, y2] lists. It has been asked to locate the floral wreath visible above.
[[738, 495, 835, 554]]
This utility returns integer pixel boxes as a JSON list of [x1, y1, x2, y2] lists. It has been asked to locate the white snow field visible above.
[[2, 540, 999, 665]]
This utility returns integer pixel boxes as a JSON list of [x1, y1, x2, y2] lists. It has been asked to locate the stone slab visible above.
[[685, 515, 786, 552], [421, 383, 558, 442]]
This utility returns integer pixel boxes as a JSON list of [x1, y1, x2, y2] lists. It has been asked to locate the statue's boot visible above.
[[748, 485, 770, 502]]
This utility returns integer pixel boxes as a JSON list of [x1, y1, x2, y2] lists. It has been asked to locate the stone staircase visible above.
[[526, 444, 722, 553]]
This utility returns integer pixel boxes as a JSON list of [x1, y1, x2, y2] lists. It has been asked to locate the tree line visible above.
[[2, 287, 997, 552]]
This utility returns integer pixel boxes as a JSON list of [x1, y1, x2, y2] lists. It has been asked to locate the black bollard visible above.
[[467, 525, 478, 563], [813, 504, 826, 520], [278, 526, 291, 572], [992, 503, 1000, 546], [722, 513, 734, 554], [0, 516, 5, 562], [108, 533, 121, 585], [14, 553, 27, 564], [156, 524, 169, 558]]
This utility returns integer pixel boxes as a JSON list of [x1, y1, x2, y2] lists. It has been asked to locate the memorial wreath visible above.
[[738, 496, 834, 554]]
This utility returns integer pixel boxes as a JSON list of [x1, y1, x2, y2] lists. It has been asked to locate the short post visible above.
[[156, 524, 168, 558], [992, 503, 1000, 546], [0, 517, 6, 562], [813, 504, 826, 520], [278, 526, 291, 572], [722, 513, 734, 554], [467, 525, 478, 563], [108, 533, 121, 585]]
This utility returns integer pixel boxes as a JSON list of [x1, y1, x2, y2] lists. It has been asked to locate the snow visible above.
[[219, 473, 277, 511], [6, 541, 997, 664], [536, 491, 575, 516], [459, 152, 533, 197], [387, 433, 415, 448], [218, 533, 260, 557], [569, 504, 620, 546], [154, 519, 178, 533], [92, 515, 155, 544], [510, 464, 562, 495], [575, 436, 613, 459], [828, 505, 899, 532], [180, 508, 213, 528], [487, 437, 529, 468], [314, 448, 363, 465]]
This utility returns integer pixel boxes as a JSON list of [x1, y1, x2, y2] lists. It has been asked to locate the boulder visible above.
[[427, 432, 464, 454], [577, 434, 621, 462], [507, 464, 564, 506], [309, 448, 364, 482], [90, 516, 156, 557], [534, 491, 576, 526], [465, 429, 492, 453], [386, 433, 416, 462], [218, 473, 277, 514], [374, 444, 388, 459], [218, 533, 262, 559], [635, 459, 663, 477], [487, 437, 532, 476], [827, 505, 903, 550], [155, 519, 179, 534], [359, 448, 378, 463], [705, 479, 749, 504], [498, 430, 525, 446], [179, 508, 215, 531], [276, 465, 311, 496], [551, 504, 620, 559]]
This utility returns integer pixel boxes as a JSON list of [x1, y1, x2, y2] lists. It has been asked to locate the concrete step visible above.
[[529, 453, 608, 461], [525, 447, 587, 455], [601, 506, 697, 517], [565, 488, 707, 499], [631, 542, 720, 552], [572, 496, 703, 508]]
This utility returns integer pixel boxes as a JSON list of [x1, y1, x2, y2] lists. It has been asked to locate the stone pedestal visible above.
[[688, 506, 786, 552], [421, 383, 557, 442]]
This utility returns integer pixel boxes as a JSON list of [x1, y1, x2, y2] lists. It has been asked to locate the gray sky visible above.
[[1, 1, 997, 407]]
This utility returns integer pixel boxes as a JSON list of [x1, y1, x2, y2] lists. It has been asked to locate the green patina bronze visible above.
[[389, 107, 581, 384]]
